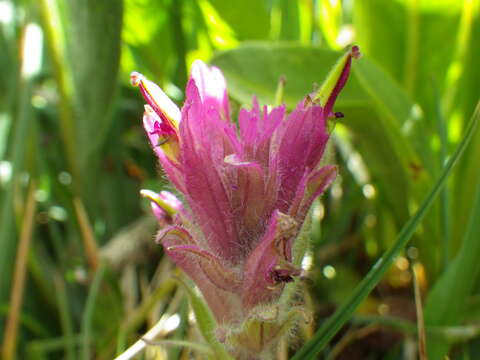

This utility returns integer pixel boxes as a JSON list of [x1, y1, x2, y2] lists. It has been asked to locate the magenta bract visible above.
[[133, 47, 358, 356]]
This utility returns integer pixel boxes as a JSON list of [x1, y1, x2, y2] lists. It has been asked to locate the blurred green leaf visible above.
[[211, 43, 367, 107], [64, 0, 123, 167], [318, 0, 342, 49], [206, 0, 270, 40], [0, 21, 16, 112], [353, 0, 463, 100], [353, 0, 406, 83], [0, 78, 32, 303], [424, 102, 480, 360], [452, 3, 480, 250], [278, 0, 300, 41]]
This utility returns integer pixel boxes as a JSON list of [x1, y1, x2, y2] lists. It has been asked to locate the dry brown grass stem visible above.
[[2, 180, 37, 360], [73, 197, 99, 271]]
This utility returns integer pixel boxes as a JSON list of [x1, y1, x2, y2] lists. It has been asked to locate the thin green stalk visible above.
[[424, 104, 480, 360], [404, 0, 419, 96], [122, 279, 176, 335], [291, 102, 479, 360], [37, 0, 81, 190], [354, 315, 480, 343], [168, 299, 189, 360], [0, 55, 32, 304], [274, 76, 286, 106], [80, 262, 107, 360], [171, 0, 187, 87], [432, 79, 450, 267]]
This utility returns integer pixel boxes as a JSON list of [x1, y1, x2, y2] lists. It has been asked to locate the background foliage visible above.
[[0, 0, 479, 359]]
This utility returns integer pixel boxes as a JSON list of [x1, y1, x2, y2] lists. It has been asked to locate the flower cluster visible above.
[[132, 46, 359, 359]]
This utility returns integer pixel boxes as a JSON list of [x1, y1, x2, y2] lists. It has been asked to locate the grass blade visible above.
[[80, 262, 107, 360], [1, 180, 37, 359], [291, 101, 479, 360], [432, 78, 451, 267], [53, 274, 75, 360], [0, 48, 34, 303], [424, 101, 480, 359]]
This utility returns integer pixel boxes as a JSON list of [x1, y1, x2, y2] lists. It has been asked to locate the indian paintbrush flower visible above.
[[132, 46, 360, 359]]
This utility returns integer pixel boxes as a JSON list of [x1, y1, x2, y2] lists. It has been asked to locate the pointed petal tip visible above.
[[191, 59, 207, 69], [351, 45, 361, 59], [130, 71, 144, 87]]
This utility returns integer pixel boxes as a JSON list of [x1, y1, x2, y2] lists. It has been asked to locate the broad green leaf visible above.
[[354, 0, 462, 101], [122, 0, 173, 84], [206, 0, 270, 40], [353, 0, 406, 83], [211, 43, 367, 107], [64, 0, 123, 168], [290, 96, 478, 360]]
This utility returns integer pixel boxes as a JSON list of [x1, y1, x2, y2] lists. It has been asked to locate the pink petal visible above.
[[239, 98, 285, 167], [224, 155, 268, 248], [190, 60, 230, 120], [242, 210, 300, 310], [131, 72, 181, 128], [157, 226, 242, 323], [288, 165, 337, 221], [179, 80, 240, 260], [273, 103, 329, 212], [143, 109, 185, 192], [166, 244, 242, 292]]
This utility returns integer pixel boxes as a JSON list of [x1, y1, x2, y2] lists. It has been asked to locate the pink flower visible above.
[[132, 46, 359, 357]]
